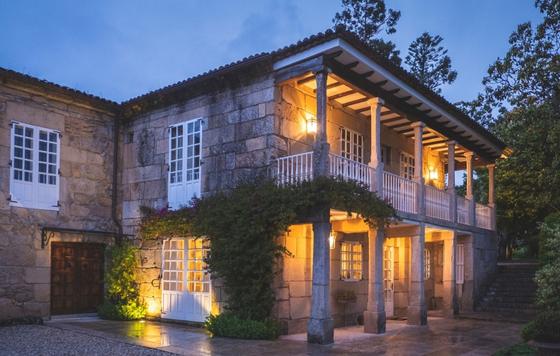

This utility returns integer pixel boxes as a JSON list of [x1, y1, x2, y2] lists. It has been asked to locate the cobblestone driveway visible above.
[[0, 316, 523, 355]]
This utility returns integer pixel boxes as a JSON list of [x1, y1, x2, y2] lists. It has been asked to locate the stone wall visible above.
[[122, 72, 281, 317], [0, 84, 116, 320]]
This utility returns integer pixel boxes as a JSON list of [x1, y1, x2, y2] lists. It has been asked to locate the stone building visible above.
[[0, 29, 506, 343]]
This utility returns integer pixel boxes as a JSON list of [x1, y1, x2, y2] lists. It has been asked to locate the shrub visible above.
[[98, 242, 146, 320], [522, 312, 560, 343], [204, 313, 280, 340], [523, 212, 560, 342]]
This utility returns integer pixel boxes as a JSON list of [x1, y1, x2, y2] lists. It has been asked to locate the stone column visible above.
[[447, 141, 457, 223], [487, 163, 496, 230], [442, 231, 458, 316], [313, 69, 330, 177], [464, 152, 475, 225], [411, 122, 425, 216], [408, 224, 427, 325], [308, 207, 334, 344], [307, 69, 334, 344], [364, 227, 386, 333], [368, 98, 385, 193]]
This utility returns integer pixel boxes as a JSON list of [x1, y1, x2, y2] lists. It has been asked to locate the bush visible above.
[[522, 312, 560, 343], [523, 213, 560, 342], [494, 342, 536, 356], [98, 242, 146, 320], [205, 313, 280, 340], [98, 300, 147, 321]]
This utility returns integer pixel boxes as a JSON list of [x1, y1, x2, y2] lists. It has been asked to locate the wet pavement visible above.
[[45, 316, 522, 355]]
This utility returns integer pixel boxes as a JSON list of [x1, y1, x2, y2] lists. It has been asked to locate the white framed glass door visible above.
[[383, 245, 395, 317], [161, 238, 211, 322]]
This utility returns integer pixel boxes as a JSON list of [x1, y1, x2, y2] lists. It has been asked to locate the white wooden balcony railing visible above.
[[274, 152, 494, 230], [382, 171, 417, 214], [330, 154, 374, 188], [425, 185, 451, 221], [456, 196, 471, 225], [476, 203, 492, 229]]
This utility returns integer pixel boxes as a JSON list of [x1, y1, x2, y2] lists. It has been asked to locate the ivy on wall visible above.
[[140, 177, 395, 322]]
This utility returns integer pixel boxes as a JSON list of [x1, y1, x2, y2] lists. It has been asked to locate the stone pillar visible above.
[[487, 163, 496, 230], [308, 207, 334, 344], [464, 152, 475, 225], [443, 231, 458, 316], [368, 98, 385, 193], [408, 224, 427, 325], [447, 141, 457, 223], [364, 227, 386, 333], [308, 69, 334, 344], [411, 122, 425, 216], [313, 69, 330, 177]]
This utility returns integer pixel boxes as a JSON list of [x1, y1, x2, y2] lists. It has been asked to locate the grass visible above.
[[493, 343, 536, 356]]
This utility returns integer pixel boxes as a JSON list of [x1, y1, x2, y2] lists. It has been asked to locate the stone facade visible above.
[[0, 45, 499, 331], [0, 82, 116, 320]]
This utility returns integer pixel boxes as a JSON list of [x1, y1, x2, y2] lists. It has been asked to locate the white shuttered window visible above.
[[10, 122, 60, 210], [168, 119, 202, 210]]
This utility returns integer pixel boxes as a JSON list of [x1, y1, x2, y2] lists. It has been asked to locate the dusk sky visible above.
[[0, 1, 543, 104]]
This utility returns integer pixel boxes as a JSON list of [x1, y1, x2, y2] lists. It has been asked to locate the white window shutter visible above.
[[456, 243, 465, 285]]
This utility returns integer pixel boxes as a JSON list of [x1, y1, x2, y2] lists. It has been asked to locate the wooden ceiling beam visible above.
[[342, 97, 369, 107], [329, 89, 357, 100]]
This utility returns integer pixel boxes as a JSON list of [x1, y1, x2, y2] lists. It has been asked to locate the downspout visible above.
[[112, 114, 123, 244]]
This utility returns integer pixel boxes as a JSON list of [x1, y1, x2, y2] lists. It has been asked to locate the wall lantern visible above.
[[428, 167, 438, 181], [329, 231, 336, 250], [305, 112, 317, 134]]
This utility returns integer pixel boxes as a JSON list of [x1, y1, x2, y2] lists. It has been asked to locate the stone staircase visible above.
[[476, 262, 539, 322]]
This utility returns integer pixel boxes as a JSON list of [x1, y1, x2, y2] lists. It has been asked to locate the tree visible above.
[[333, 0, 402, 65], [467, 1, 560, 257], [404, 32, 457, 93]]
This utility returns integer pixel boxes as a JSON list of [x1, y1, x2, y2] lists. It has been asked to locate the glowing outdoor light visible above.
[[146, 297, 159, 315], [305, 112, 317, 134], [428, 167, 438, 181], [329, 231, 336, 250]]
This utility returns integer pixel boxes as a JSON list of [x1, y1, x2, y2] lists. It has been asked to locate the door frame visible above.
[[161, 237, 212, 322]]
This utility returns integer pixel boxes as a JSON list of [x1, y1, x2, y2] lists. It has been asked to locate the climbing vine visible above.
[[140, 177, 395, 322]]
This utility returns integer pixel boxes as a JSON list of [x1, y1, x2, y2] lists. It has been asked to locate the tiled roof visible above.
[[0, 67, 119, 111]]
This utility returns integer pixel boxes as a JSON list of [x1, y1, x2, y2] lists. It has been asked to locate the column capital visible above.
[[410, 121, 425, 129], [464, 151, 474, 159], [446, 140, 456, 146], [486, 163, 496, 169], [312, 67, 331, 76], [367, 97, 385, 106]]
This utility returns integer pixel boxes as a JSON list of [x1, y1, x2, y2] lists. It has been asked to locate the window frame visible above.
[[168, 118, 203, 210], [339, 127, 364, 163], [9, 121, 61, 211], [340, 241, 363, 282], [381, 145, 391, 166], [399, 151, 415, 180]]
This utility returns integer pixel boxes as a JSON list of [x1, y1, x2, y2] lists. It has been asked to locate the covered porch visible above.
[[272, 37, 504, 344], [276, 215, 475, 343]]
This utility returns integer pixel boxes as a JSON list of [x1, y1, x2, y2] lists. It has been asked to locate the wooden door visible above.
[[51, 242, 104, 315]]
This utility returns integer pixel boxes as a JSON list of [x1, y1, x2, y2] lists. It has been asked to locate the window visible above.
[[340, 241, 363, 281], [399, 152, 415, 180], [168, 119, 202, 210], [10, 122, 60, 210], [340, 127, 364, 163], [424, 248, 431, 279], [381, 145, 391, 165]]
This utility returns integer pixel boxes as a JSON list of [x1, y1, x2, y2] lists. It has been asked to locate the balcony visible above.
[[274, 152, 494, 231]]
